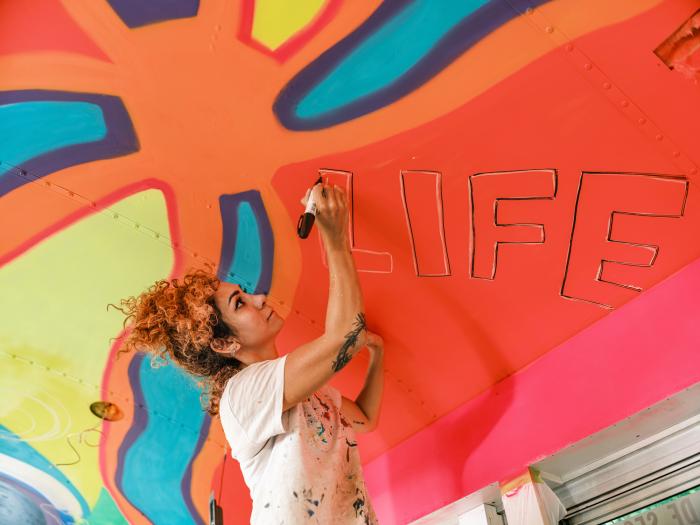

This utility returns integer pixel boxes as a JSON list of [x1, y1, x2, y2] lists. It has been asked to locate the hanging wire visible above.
[[55, 421, 103, 467]]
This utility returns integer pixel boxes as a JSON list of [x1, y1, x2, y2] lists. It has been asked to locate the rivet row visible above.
[[0, 160, 320, 328]]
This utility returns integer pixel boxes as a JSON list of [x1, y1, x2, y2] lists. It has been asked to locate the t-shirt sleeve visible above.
[[225, 354, 288, 446]]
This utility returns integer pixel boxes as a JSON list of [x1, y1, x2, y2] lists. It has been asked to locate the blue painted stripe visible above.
[[217, 191, 275, 295], [297, 0, 489, 119], [120, 357, 205, 524], [106, 0, 199, 28], [0, 101, 107, 178], [0, 91, 139, 198], [274, 0, 552, 130], [230, 202, 263, 293]]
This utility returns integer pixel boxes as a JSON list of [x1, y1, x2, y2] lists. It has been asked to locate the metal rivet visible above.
[[638, 117, 647, 125], [620, 100, 629, 107], [655, 134, 663, 141], [525, 7, 533, 14], [673, 151, 681, 157], [584, 63, 592, 71], [155, 232, 160, 239], [565, 44, 573, 52], [603, 82, 611, 89], [545, 26, 554, 34]]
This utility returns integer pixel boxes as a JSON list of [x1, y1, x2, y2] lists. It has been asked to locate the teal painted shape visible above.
[[296, 0, 489, 118], [0, 101, 106, 173], [122, 357, 205, 524], [86, 488, 130, 525], [0, 425, 90, 517], [231, 202, 262, 292]]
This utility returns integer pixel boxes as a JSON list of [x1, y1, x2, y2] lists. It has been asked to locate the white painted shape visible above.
[[0, 453, 82, 519]]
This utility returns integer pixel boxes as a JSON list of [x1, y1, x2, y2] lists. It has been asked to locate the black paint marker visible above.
[[297, 176, 324, 239]]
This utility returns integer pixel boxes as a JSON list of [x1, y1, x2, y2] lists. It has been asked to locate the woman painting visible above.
[[113, 181, 384, 523]]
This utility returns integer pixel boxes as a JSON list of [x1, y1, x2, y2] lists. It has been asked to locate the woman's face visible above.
[[211, 281, 283, 351]]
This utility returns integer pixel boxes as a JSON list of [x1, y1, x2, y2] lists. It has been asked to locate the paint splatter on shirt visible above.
[[219, 353, 379, 524]]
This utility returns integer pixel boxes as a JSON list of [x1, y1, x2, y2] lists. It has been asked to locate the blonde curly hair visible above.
[[110, 267, 242, 416]]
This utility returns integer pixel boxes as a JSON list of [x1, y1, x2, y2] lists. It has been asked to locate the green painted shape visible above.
[[86, 488, 130, 525]]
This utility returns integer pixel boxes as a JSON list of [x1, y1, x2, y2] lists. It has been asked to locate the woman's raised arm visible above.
[[282, 182, 367, 411]]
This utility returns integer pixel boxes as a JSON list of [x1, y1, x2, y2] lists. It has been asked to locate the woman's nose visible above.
[[249, 293, 267, 308]]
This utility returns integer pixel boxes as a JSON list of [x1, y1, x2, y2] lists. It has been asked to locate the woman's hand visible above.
[[365, 331, 384, 356], [300, 180, 350, 251]]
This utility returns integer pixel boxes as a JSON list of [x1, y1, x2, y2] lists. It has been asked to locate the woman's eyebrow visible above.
[[228, 290, 240, 306]]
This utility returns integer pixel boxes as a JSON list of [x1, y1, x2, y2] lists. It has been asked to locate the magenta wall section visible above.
[[365, 257, 700, 524]]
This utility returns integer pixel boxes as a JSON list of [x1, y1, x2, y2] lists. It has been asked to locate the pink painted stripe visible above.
[[364, 257, 700, 525]]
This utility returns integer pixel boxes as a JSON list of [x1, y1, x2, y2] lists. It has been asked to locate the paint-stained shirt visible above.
[[219, 353, 379, 524]]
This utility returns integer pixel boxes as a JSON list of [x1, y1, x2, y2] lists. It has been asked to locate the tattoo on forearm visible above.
[[331, 313, 366, 372]]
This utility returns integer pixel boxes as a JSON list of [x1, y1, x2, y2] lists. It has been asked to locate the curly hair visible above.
[[109, 267, 242, 416]]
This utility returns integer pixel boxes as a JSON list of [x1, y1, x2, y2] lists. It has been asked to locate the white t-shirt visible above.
[[219, 353, 379, 524]]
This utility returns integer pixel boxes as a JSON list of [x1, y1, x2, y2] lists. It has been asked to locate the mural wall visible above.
[[1, 1, 698, 523]]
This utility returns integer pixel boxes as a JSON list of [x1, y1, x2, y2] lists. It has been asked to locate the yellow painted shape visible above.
[[0, 189, 173, 507], [251, 0, 327, 50]]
